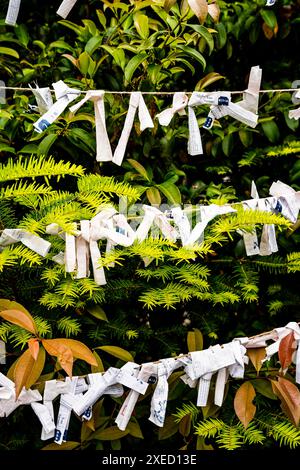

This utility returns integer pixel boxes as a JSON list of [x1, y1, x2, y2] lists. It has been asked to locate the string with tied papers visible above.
[[24, 65, 300, 164], [0, 321, 299, 444], [0, 180, 299, 287]]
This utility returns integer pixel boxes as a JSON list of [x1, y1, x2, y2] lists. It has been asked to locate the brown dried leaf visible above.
[[234, 381, 256, 428], [207, 2, 220, 22], [28, 338, 40, 360], [188, 0, 208, 24], [0, 309, 37, 334], [262, 23, 274, 39], [13, 348, 35, 398], [247, 347, 266, 374], [272, 377, 300, 426], [179, 414, 192, 436], [279, 331, 296, 372]]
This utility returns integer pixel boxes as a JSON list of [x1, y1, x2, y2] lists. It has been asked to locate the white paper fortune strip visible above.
[[156, 92, 189, 126], [187, 91, 231, 155], [29, 84, 54, 115], [69, 91, 113, 162], [5, 0, 21, 26], [203, 66, 262, 130], [0, 229, 51, 257], [0, 341, 6, 365], [112, 92, 154, 166], [57, 0, 78, 18], [33, 80, 81, 133], [289, 90, 300, 120], [149, 358, 182, 427]]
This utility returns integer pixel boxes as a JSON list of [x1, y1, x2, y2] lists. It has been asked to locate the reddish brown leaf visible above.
[[247, 348, 266, 374], [279, 331, 296, 372], [271, 377, 300, 426], [234, 381, 256, 428], [58, 339, 97, 366], [28, 338, 40, 360], [0, 309, 37, 334], [179, 414, 192, 437], [42, 339, 73, 377], [188, 0, 208, 23], [13, 348, 35, 398], [262, 23, 274, 39], [25, 346, 46, 389]]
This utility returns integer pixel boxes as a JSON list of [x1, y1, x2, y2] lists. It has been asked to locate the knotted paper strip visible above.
[[156, 92, 188, 126], [204, 66, 262, 130], [0, 229, 51, 257], [57, 0, 78, 18], [0, 341, 6, 365], [112, 92, 154, 166], [188, 92, 231, 154], [5, 0, 21, 26], [41, 378, 73, 440], [115, 363, 154, 431], [149, 358, 182, 427], [69, 91, 113, 162], [29, 84, 54, 115], [34, 80, 81, 133]]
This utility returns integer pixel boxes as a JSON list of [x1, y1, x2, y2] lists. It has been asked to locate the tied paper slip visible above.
[[29, 84, 54, 115], [31, 402, 56, 437], [135, 205, 178, 242], [156, 92, 188, 126], [0, 229, 51, 257], [5, 0, 21, 26], [55, 377, 78, 444], [34, 81, 81, 133], [289, 90, 300, 120], [149, 358, 182, 427], [72, 365, 136, 416], [112, 92, 154, 166], [57, 0, 78, 18], [188, 92, 231, 154], [41, 379, 73, 441], [204, 66, 262, 129], [0, 341, 6, 365], [115, 363, 156, 431], [69, 91, 113, 162]]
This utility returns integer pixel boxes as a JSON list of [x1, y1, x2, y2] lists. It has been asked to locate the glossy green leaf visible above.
[[124, 51, 148, 84], [189, 24, 214, 54], [96, 345, 134, 362], [37, 134, 58, 157], [0, 47, 19, 58], [157, 180, 182, 204], [261, 120, 280, 143], [176, 45, 206, 70], [134, 12, 149, 39], [260, 10, 277, 29]]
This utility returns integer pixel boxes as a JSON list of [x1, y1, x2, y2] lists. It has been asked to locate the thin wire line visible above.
[[0, 86, 299, 95]]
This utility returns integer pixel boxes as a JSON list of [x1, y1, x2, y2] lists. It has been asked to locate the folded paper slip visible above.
[[57, 0, 78, 18]]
